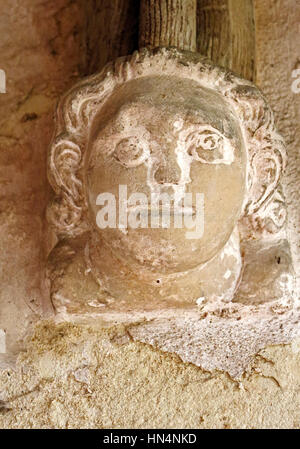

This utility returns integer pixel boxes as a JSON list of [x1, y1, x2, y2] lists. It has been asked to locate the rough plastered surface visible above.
[[128, 311, 300, 379], [0, 0, 299, 429], [0, 0, 86, 362], [0, 322, 300, 429]]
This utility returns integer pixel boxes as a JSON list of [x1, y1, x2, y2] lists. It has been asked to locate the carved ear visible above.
[[47, 136, 87, 236], [48, 137, 83, 201], [227, 86, 287, 218], [245, 137, 285, 216]]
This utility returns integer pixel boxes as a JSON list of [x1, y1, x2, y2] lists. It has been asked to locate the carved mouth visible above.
[[127, 205, 196, 217]]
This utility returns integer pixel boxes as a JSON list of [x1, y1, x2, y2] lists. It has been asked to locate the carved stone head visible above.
[[47, 48, 288, 307]]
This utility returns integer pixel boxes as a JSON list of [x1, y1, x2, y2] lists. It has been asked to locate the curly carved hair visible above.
[[47, 47, 287, 239]]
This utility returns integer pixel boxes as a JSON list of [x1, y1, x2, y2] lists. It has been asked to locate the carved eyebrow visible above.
[[178, 124, 224, 139]]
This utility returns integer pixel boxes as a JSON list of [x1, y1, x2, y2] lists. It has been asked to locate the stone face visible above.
[[87, 76, 245, 271], [45, 48, 298, 376]]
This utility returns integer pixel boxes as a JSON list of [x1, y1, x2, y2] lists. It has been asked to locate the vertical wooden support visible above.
[[139, 0, 197, 51], [84, 0, 140, 73], [197, 0, 255, 81]]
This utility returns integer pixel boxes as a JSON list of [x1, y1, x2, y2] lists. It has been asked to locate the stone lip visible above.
[[128, 312, 300, 379], [52, 295, 300, 379]]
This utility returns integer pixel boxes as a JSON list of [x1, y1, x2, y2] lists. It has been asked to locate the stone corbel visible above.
[[44, 0, 298, 378]]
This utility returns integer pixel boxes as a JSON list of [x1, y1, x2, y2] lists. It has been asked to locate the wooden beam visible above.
[[197, 0, 255, 81], [139, 0, 197, 51]]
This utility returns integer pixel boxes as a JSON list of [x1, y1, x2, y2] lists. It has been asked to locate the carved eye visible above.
[[113, 137, 149, 168], [187, 130, 234, 165]]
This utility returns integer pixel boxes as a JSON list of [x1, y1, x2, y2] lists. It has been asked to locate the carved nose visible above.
[[153, 147, 181, 185]]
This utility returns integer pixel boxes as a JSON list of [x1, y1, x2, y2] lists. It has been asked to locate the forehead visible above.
[[92, 76, 240, 138]]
